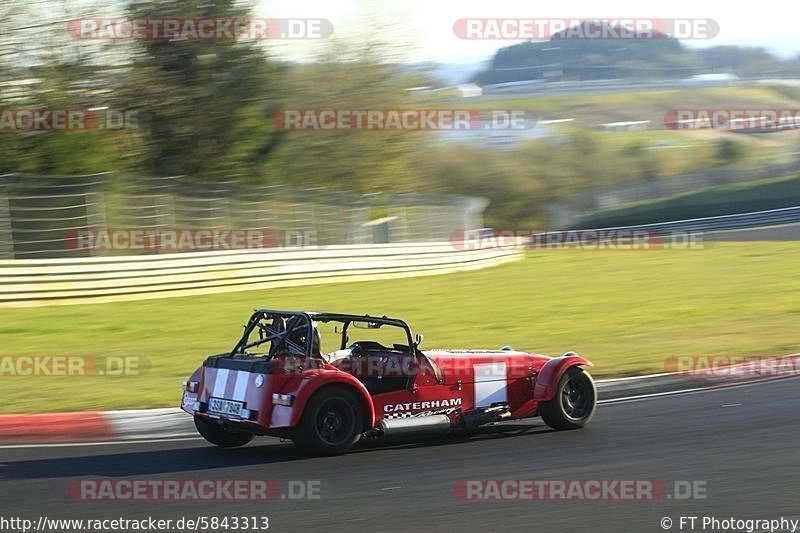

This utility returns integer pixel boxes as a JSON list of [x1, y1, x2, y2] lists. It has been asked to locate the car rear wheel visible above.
[[294, 387, 363, 456], [540, 367, 597, 430], [194, 416, 255, 448]]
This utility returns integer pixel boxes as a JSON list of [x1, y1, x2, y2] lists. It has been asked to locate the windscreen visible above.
[[316, 319, 411, 354]]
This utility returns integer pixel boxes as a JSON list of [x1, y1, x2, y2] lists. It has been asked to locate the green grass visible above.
[[2, 242, 799, 413]]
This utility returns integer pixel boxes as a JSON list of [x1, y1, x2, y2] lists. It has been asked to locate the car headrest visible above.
[[311, 328, 321, 355]]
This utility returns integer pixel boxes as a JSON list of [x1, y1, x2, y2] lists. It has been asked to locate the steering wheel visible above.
[[348, 341, 386, 355], [348, 342, 367, 357]]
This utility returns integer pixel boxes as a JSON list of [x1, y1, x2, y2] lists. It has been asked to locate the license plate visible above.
[[208, 397, 244, 418]]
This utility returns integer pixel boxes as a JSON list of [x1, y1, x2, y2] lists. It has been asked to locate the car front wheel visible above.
[[540, 367, 597, 430]]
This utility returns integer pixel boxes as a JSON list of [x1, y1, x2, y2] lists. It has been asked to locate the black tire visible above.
[[194, 416, 255, 448], [294, 386, 363, 456], [539, 367, 597, 430]]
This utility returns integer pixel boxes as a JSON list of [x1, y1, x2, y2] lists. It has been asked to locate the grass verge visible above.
[[1, 242, 798, 413]]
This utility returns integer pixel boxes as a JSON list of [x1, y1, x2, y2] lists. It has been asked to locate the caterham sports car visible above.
[[181, 309, 596, 455]]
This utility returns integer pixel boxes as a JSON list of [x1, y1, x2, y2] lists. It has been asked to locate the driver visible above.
[[274, 315, 321, 355], [270, 315, 321, 355]]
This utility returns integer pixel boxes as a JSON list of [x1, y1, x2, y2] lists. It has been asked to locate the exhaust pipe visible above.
[[374, 406, 511, 438], [458, 405, 511, 430], [376, 414, 452, 437]]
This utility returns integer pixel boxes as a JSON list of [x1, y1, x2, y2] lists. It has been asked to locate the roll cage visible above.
[[232, 309, 418, 358]]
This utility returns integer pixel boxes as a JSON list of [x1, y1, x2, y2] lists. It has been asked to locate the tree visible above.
[[121, 0, 280, 181], [261, 43, 430, 193]]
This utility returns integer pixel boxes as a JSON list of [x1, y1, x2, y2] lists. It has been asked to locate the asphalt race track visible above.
[[2, 378, 799, 533]]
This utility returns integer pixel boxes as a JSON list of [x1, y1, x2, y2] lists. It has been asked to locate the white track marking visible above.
[[598, 372, 672, 382], [598, 375, 800, 405], [598, 387, 707, 404]]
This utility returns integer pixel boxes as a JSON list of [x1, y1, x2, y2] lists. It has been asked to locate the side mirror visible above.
[[414, 333, 424, 347]]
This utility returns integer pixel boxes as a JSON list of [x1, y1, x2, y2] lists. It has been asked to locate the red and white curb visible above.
[[0, 408, 193, 445], [2, 354, 798, 445], [0, 412, 115, 444]]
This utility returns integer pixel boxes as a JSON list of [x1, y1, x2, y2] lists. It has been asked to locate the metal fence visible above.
[[0, 174, 488, 259]]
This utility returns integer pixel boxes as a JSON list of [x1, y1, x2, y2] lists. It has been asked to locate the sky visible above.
[[255, 0, 800, 63]]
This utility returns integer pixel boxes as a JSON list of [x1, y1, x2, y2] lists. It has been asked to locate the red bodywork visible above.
[[181, 347, 592, 436]]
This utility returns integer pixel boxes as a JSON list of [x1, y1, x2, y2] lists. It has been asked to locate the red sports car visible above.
[[181, 309, 596, 455]]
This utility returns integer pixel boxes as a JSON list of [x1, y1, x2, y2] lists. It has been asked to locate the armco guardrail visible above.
[[0, 242, 521, 307], [577, 206, 800, 234]]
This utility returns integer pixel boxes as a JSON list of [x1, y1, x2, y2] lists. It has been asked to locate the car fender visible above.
[[533, 354, 593, 401], [186, 367, 202, 384], [281, 370, 376, 429]]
